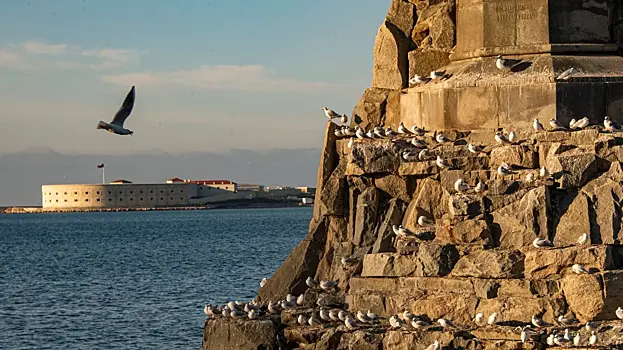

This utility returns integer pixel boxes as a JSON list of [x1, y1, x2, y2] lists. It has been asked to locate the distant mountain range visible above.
[[0, 148, 321, 206]]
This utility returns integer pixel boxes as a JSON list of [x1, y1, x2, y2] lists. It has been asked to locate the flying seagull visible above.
[[97, 86, 136, 136]]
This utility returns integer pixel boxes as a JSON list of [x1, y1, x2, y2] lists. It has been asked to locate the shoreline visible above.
[[0, 200, 313, 214]]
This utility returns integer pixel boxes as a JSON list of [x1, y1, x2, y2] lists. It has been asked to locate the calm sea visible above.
[[0, 208, 311, 349]]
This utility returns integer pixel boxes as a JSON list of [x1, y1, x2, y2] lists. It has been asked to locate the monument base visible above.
[[399, 53, 623, 131]]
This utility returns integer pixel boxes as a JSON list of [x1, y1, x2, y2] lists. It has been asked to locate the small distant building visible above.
[[188, 180, 237, 192], [167, 177, 185, 183], [296, 187, 316, 195], [238, 183, 264, 192], [110, 179, 133, 184]]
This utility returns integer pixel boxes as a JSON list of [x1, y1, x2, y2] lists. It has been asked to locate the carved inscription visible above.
[[492, 3, 537, 21]]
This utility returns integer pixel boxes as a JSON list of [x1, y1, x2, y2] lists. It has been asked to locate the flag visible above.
[[97, 163, 104, 168]]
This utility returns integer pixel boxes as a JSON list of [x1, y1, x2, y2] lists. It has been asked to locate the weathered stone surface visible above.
[[319, 158, 347, 216], [202, 319, 277, 350], [524, 245, 616, 279], [411, 0, 456, 50], [374, 175, 413, 202], [408, 49, 451, 79], [440, 218, 492, 245], [552, 191, 592, 246], [403, 178, 448, 230], [353, 187, 380, 247], [532, 129, 600, 144], [562, 273, 604, 322], [383, 331, 454, 350], [448, 193, 483, 217], [372, 21, 409, 90], [397, 160, 438, 175], [351, 88, 391, 130], [583, 178, 623, 245], [491, 186, 550, 249], [372, 198, 405, 254], [545, 144, 598, 189], [258, 218, 327, 302], [452, 250, 525, 279], [407, 293, 478, 325], [362, 244, 459, 277], [490, 145, 538, 169], [337, 330, 383, 350], [476, 296, 565, 324], [349, 140, 401, 175], [386, 0, 416, 36], [313, 123, 338, 220]]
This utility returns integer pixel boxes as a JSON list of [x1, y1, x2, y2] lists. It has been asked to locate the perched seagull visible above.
[[340, 114, 348, 124], [385, 127, 398, 138], [348, 137, 355, 149], [341, 256, 358, 268], [338, 310, 348, 321], [533, 237, 553, 248], [430, 71, 445, 80], [344, 316, 358, 330], [573, 333, 581, 346], [571, 264, 588, 275], [320, 280, 338, 292], [437, 318, 458, 330], [549, 118, 564, 130], [531, 315, 550, 328], [546, 333, 556, 346], [398, 122, 412, 135], [496, 55, 521, 71], [329, 309, 340, 322], [97, 86, 136, 136], [366, 130, 375, 139], [539, 166, 550, 180], [474, 180, 486, 193], [402, 310, 415, 322], [577, 233, 588, 245], [397, 225, 416, 238], [533, 118, 545, 132], [557, 67, 577, 81], [508, 131, 518, 143], [297, 314, 308, 325], [617, 306, 623, 320], [495, 131, 512, 145], [554, 334, 572, 347], [355, 126, 367, 140], [306, 277, 319, 288], [356, 310, 373, 323], [260, 278, 267, 288], [436, 133, 451, 144], [425, 340, 440, 350], [411, 138, 428, 148], [557, 315, 578, 326], [409, 74, 431, 84], [574, 117, 589, 129], [222, 306, 231, 318], [411, 126, 425, 136], [569, 118, 577, 129], [497, 163, 516, 176], [525, 173, 535, 183], [418, 215, 435, 227], [412, 319, 429, 328], [231, 309, 247, 319], [474, 313, 485, 326], [436, 155, 454, 169], [585, 321, 598, 332], [373, 126, 386, 139], [248, 309, 259, 320], [402, 151, 418, 161], [520, 327, 533, 343], [389, 315, 405, 328], [487, 312, 498, 325], [418, 149, 433, 161], [309, 313, 322, 326], [204, 304, 213, 317], [589, 331, 598, 346], [454, 178, 469, 193], [296, 294, 304, 306], [604, 116, 621, 131], [366, 310, 381, 322], [322, 106, 340, 120], [468, 143, 484, 154], [268, 301, 281, 314]]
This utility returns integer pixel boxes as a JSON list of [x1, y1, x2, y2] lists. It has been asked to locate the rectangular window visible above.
[[96, 199, 100, 202], [85, 199, 89, 202], [85, 192, 89, 195]]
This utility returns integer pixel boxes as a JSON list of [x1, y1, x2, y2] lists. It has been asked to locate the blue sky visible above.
[[0, 0, 390, 154]]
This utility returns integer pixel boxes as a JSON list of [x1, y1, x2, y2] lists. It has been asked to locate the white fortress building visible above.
[[41, 178, 238, 209]]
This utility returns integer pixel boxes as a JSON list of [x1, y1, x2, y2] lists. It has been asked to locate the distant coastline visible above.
[[0, 198, 313, 214]]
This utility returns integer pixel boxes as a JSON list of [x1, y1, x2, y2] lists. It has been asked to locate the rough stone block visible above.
[[349, 140, 401, 175], [524, 245, 617, 279], [448, 193, 483, 217], [452, 250, 525, 279], [353, 187, 380, 247], [372, 21, 409, 90], [203, 319, 277, 350], [545, 143, 598, 189], [397, 161, 438, 176], [490, 145, 538, 169], [372, 198, 404, 254], [319, 158, 347, 216], [374, 175, 413, 202]]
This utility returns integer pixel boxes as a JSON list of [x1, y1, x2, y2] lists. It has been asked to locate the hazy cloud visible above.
[[0, 50, 34, 71], [21, 41, 72, 55], [81, 48, 144, 69], [100, 65, 338, 92]]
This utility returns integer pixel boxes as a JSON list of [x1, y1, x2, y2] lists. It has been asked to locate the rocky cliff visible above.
[[202, 1, 623, 349]]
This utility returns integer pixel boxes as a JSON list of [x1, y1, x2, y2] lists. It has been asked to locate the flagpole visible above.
[[102, 166, 105, 184]]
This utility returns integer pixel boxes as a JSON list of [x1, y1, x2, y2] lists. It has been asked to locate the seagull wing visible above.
[[110, 86, 136, 127]]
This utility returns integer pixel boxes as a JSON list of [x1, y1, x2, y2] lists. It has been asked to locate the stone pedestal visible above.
[[399, 0, 623, 131]]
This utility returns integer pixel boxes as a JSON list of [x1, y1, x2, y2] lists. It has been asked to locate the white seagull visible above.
[[97, 85, 136, 136], [436, 133, 451, 143], [340, 114, 348, 124], [430, 71, 445, 80], [409, 74, 431, 84], [418, 215, 435, 226], [425, 340, 440, 350], [322, 106, 340, 120], [616, 306, 623, 320], [533, 237, 553, 248], [577, 233, 588, 245], [468, 143, 484, 153], [436, 155, 454, 169], [496, 55, 521, 71], [557, 67, 577, 81], [454, 179, 469, 193], [549, 118, 564, 130], [487, 312, 498, 325], [495, 131, 512, 145], [398, 122, 412, 135], [474, 313, 485, 326], [508, 131, 518, 143], [574, 117, 589, 129], [533, 118, 545, 132]]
